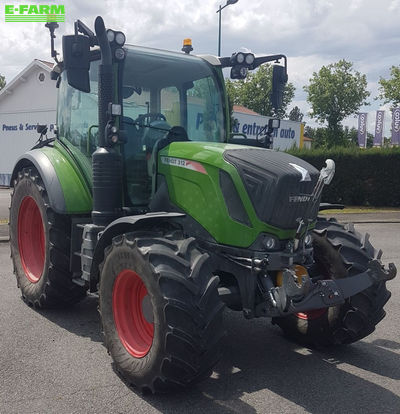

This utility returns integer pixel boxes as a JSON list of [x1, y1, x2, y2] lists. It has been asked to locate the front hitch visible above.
[[269, 260, 396, 316]]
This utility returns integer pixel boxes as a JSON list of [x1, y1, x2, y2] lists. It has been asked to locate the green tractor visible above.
[[9, 17, 396, 393]]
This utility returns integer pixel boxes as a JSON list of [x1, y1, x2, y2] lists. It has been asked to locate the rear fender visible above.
[[11, 148, 92, 214], [11, 150, 67, 213]]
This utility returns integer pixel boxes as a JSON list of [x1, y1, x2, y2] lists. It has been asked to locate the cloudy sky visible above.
[[1, 0, 399, 134]]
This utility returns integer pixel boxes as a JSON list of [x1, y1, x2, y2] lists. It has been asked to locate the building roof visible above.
[[233, 105, 261, 116], [37, 60, 54, 69], [0, 59, 53, 103]]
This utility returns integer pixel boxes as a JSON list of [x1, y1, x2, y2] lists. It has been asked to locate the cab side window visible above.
[[57, 65, 99, 157]]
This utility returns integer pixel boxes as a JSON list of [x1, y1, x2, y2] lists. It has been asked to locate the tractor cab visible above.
[[57, 44, 228, 208]]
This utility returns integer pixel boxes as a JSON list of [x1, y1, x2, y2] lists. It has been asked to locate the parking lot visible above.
[[0, 187, 399, 413]]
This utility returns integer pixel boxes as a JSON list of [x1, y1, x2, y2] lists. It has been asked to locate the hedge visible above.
[[287, 147, 400, 207]]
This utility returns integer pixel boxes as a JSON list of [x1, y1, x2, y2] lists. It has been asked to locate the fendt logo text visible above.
[[5, 4, 65, 22]]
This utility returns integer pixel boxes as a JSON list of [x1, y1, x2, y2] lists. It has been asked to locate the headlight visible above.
[[115, 31, 126, 46], [239, 66, 248, 78], [106, 29, 115, 42], [236, 52, 245, 64], [263, 235, 277, 251], [245, 53, 255, 65], [114, 48, 126, 60]]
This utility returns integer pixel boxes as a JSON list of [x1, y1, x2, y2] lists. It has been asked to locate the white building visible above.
[[232, 105, 305, 151], [0, 60, 57, 186]]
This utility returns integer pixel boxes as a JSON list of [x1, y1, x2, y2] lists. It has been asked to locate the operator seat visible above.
[[142, 120, 171, 155]]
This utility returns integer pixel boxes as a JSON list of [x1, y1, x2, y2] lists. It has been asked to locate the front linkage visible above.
[[258, 257, 396, 318], [212, 159, 397, 320]]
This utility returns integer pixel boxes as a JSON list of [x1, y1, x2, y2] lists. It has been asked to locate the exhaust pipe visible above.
[[91, 16, 123, 226]]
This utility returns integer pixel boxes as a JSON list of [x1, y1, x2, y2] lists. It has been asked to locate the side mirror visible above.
[[268, 118, 280, 130], [62, 34, 90, 92], [271, 65, 288, 110], [37, 124, 48, 135]]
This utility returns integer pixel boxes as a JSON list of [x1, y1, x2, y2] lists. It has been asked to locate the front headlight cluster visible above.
[[229, 52, 255, 79]]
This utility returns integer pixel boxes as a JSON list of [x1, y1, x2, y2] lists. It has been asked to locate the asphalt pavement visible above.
[[1, 222, 399, 413], [0, 188, 10, 240]]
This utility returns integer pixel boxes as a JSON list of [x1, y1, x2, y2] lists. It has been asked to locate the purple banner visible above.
[[373, 110, 385, 146], [392, 107, 400, 146], [357, 113, 367, 148]]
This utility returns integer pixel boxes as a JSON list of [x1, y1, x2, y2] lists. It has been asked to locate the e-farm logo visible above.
[[5, 4, 65, 22]]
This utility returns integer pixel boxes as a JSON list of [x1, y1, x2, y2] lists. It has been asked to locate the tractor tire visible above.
[[99, 232, 225, 393], [273, 217, 391, 346], [9, 167, 86, 308]]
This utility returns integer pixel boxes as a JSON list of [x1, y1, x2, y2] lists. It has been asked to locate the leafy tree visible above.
[[289, 106, 304, 122], [0, 74, 5, 91], [304, 125, 315, 138], [378, 65, 400, 107], [225, 64, 295, 118], [304, 60, 370, 147], [343, 126, 358, 146]]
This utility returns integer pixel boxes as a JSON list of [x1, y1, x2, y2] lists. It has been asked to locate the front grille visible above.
[[224, 148, 320, 230]]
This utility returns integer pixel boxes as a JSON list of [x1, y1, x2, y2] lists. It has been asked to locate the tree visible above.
[[225, 64, 295, 118], [304, 60, 370, 147], [378, 65, 400, 107], [343, 126, 358, 146], [0, 74, 5, 91], [289, 106, 304, 122]]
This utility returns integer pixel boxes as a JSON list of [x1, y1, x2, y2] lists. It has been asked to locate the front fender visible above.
[[89, 212, 185, 291]]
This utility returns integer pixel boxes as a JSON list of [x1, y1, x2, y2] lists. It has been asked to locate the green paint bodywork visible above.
[[159, 141, 298, 247], [32, 56, 296, 246], [37, 137, 299, 247], [40, 141, 92, 213]]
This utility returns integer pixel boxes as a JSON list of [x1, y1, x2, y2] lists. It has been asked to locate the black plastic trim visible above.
[[219, 169, 251, 227]]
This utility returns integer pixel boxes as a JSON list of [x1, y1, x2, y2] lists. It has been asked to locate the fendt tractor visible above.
[[9, 17, 396, 393]]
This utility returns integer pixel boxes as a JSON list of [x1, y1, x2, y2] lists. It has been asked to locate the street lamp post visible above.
[[216, 0, 239, 56]]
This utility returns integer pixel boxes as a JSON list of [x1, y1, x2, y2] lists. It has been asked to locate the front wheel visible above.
[[99, 232, 225, 393], [273, 218, 391, 346]]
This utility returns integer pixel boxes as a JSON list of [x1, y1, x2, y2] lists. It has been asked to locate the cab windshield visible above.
[[120, 46, 227, 206], [122, 46, 227, 144]]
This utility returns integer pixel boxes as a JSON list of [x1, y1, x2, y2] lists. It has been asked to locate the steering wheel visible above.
[[136, 113, 166, 126]]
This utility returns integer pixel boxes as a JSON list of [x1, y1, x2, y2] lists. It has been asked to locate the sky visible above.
[[0, 0, 399, 135]]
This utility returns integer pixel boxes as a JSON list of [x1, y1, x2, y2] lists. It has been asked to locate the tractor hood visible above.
[[222, 147, 321, 230], [157, 141, 321, 246]]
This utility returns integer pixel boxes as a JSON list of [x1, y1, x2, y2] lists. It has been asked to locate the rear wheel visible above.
[[99, 232, 225, 393], [273, 217, 391, 346], [9, 167, 86, 308]]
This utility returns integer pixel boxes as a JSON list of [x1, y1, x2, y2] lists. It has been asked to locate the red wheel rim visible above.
[[280, 265, 328, 321], [17, 196, 45, 283], [112, 269, 154, 358], [296, 308, 327, 320]]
